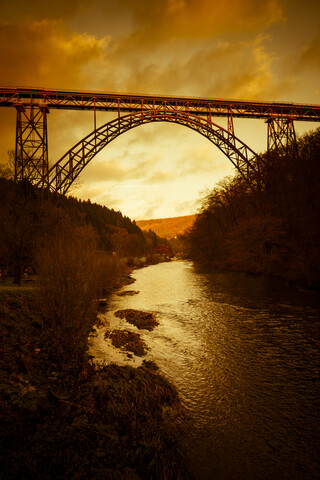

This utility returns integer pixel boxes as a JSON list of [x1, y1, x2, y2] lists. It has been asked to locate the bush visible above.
[[35, 220, 120, 370]]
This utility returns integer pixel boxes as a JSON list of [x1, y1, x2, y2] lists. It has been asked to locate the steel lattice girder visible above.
[[4, 88, 319, 187], [1, 87, 320, 122], [266, 117, 297, 152], [15, 105, 49, 183], [36, 110, 265, 195]]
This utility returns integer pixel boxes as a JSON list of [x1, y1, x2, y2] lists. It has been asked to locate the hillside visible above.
[[187, 127, 320, 288], [137, 214, 196, 239], [0, 178, 168, 281]]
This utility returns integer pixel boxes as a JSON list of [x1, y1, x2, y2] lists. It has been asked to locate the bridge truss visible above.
[[39, 111, 263, 194], [1, 87, 320, 193]]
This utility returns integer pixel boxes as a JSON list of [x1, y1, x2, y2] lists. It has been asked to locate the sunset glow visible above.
[[0, 0, 319, 219]]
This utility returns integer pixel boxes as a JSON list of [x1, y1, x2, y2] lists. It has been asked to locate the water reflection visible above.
[[92, 261, 320, 480]]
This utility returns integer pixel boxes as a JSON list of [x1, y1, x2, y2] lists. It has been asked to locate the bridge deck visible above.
[[0, 87, 320, 121]]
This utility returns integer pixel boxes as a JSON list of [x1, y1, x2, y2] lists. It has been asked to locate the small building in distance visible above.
[[153, 243, 172, 256]]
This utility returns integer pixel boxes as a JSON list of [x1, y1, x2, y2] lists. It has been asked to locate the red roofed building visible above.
[[153, 243, 172, 256]]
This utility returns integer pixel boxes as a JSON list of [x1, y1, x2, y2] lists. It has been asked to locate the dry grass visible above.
[[114, 309, 159, 331], [35, 219, 121, 369], [0, 213, 193, 479]]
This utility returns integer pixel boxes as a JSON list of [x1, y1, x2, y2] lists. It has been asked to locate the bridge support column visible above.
[[227, 110, 234, 136], [267, 116, 297, 155], [15, 105, 49, 185]]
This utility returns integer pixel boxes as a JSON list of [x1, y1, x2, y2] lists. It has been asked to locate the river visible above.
[[91, 260, 320, 480]]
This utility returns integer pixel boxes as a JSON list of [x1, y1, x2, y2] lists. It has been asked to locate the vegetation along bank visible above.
[[184, 128, 320, 289], [0, 179, 192, 479]]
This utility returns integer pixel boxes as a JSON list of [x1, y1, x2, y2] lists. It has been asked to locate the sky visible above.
[[0, 0, 319, 220]]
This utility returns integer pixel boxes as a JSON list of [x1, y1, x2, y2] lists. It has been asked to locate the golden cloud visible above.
[[2, 0, 284, 41], [0, 19, 108, 88], [106, 34, 283, 100], [116, 0, 284, 41], [0, 0, 288, 99]]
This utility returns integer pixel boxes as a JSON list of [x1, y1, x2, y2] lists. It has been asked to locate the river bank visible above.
[[0, 277, 193, 479]]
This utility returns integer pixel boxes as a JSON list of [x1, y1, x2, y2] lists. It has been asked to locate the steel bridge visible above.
[[1, 86, 320, 194]]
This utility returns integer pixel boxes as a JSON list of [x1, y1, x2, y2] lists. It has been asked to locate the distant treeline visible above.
[[0, 177, 165, 280], [185, 128, 320, 288]]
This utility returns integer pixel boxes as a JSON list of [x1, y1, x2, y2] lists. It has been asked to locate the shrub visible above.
[[35, 219, 120, 370]]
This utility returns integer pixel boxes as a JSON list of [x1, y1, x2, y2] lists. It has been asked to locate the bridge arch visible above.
[[38, 110, 264, 194]]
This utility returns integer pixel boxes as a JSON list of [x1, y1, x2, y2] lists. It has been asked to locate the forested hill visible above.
[[0, 177, 139, 236], [0, 178, 164, 275], [55, 194, 143, 252], [137, 214, 196, 239], [186, 128, 320, 289]]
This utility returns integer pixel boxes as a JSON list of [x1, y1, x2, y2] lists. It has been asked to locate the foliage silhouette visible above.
[[187, 128, 320, 288]]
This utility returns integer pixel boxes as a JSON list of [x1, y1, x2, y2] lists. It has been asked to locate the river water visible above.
[[91, 260, 320, 480]]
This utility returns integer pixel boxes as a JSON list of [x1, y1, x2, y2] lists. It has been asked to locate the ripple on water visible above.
[[91, 261, 320, 480]]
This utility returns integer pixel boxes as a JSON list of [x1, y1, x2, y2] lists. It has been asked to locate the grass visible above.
[[0, 288, 193, 480], [115, 309, 159, 331]]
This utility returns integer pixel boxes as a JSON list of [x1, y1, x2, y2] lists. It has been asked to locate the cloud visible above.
[[299, 31, 320, 69], [2, 0, 284, 40], [0, 0, 286, 100], [0, 0, 318, 220], [146, 170, 172, 184], [77, 160, 130, 183], [137, 194, 168, 220], [72, 180, 125, 208], [0, 19, 108, 88], [96, 32, 285, 100], [113, 0, 284, 43], [173, 197, 202, 216], [179, 143, 232, 176]]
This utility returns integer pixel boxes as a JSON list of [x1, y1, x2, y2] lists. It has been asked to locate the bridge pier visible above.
[[14, 105, 49, 185], [267, 116, 297, 155]]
